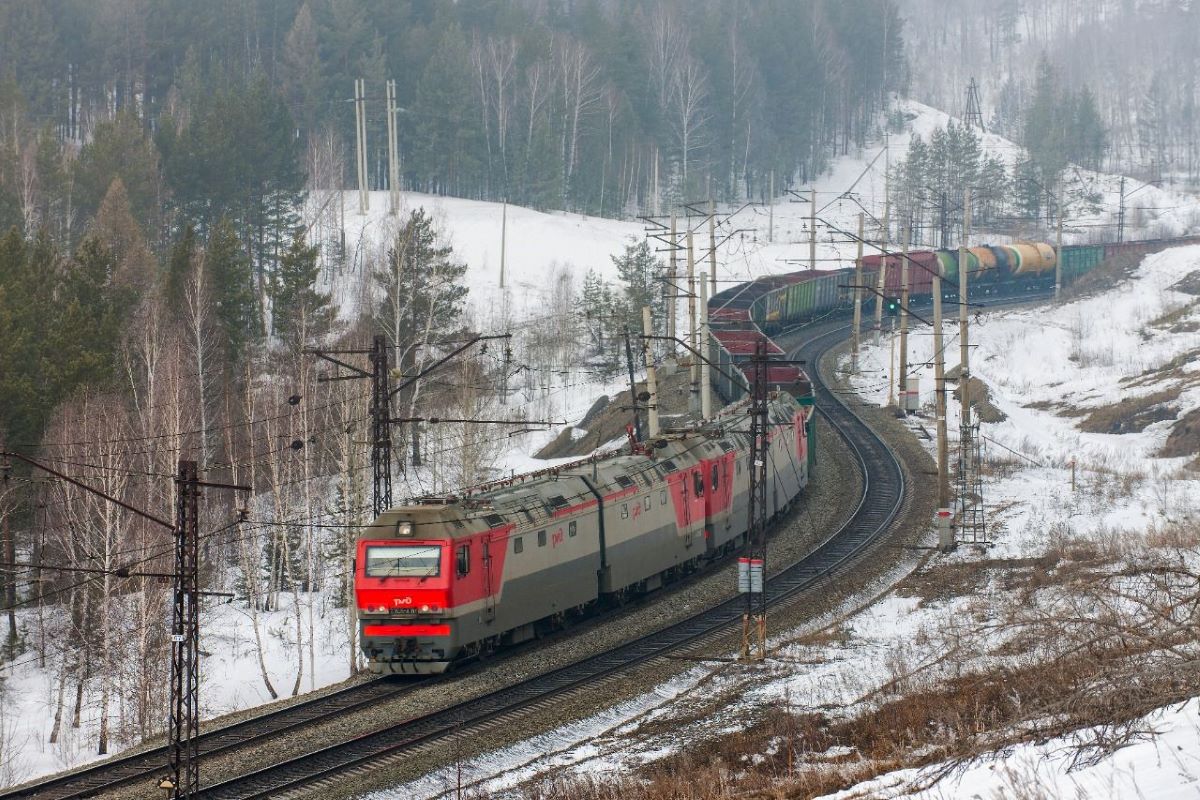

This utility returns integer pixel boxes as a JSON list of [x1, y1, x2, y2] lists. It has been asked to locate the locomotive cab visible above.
[[355, 512, 461, 674]]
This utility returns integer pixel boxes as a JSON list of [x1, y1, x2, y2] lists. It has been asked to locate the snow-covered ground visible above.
[[360, 249, 1200, 798], [8, 98, 1200, 792]]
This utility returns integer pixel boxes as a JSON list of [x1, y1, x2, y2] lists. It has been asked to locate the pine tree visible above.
[[166, 224, 198, 308], [373, 208, 468, 363], [272, 227, 329, 344], [206, 217, 259, 363], [611, 237, 663, 332], [1070, 87, 1107, 171]]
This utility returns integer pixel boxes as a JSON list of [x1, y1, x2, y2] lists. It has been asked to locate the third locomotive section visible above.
[[354, 391, 811, 675]]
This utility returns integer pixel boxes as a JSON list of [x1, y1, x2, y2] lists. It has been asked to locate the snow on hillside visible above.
[[311, 190, 644, 327], [10, 100, 1200, 792], [364, 243, 1200, 799]]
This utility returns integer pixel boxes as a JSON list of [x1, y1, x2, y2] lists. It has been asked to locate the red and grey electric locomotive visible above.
[[353, 392, 809, 674]]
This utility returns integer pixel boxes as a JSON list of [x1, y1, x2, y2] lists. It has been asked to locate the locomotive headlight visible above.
[[395, 521, 414, 537], [420, 604, 430, 613]]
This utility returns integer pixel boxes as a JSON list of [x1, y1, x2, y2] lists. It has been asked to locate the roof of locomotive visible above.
[[357, 392, 802, 542]]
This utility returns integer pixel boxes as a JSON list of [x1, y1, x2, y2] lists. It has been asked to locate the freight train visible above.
[[354, 393, 811, 674], [354, 234, 1198, 674], [709, 237, 1200, 401]]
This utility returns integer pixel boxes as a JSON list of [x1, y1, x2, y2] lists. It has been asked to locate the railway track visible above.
[[0, 678, 430, 800], [190, 320, 907, 799], [4, 317, 907, 800]]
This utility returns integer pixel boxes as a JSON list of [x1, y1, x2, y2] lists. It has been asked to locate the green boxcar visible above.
[[1059, 245, 1105, 281]]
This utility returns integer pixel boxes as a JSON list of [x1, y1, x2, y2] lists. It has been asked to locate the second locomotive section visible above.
[[355, 394, 810, 674]]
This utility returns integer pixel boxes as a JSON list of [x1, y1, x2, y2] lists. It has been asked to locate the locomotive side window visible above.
[[456, 544, 471, 576], [643, 496, 652, 511], [711, 464, 719, 491], [660, 490, 668, 505], [621, 504, 629, 519], [538, 530, 547, 547], [365, 545, 440, 578], [514, 537, 524, 554], [569, 521, 577, 537], [694, 470, 704, 496]]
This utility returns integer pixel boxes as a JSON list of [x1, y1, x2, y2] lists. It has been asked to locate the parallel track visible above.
[[192, 320, 908, 799], [4, 318, 907, 800], [0, 679, 426, 800]]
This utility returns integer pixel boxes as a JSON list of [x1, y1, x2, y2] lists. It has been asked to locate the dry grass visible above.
[[1076, 387, 1180, 434], [1159, 407, 1200, 458], [472, 515, 1200, 800]]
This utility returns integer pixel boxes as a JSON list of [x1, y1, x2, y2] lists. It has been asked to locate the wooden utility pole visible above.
[[700, 272, 712, 419], [687, 229, 699, 411], [499, 199, 507, 290], [897, 220, 911, 413], [708, 198, 717, 296], [768, 170, 775, 242], [809, 188, 817, 270], [851, 212, 864, 373], [386, 79, 400, 216], [1055, 181, 1064, 301], [667, 214, 678, 356], [354, 78, 369, 214]]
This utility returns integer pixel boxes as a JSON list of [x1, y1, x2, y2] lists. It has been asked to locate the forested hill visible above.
[[0, 0, 903, 227]]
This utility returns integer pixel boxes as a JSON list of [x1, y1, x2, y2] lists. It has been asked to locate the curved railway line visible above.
[[3, 317, 908, 800], [192, 319, 908, 800]]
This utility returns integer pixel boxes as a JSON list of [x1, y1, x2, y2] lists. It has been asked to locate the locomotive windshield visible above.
[[365, 545, 441, 578]]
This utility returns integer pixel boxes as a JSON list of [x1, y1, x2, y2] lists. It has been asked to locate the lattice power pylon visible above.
[[964, 78, 985, 132], [954, 422, 987, 544]]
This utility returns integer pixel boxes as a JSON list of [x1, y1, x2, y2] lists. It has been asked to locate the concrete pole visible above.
[[354, 79, 369, 214], [851, 212, 864, 373], [934, 252, 951, 509], [500, 198, 507, 289], [1055, 181, 1064, 302], [642, 306, 660, 438], [768, 170, 774, 242], [700, 271, 712, 420], [897, 220, 911, 413], [687, 229, 699, 411], [386, 79, 399, 215], [667, 214, 677, 356], [708, 198, 717, 296], [960, 188, 972, 429], [809, 188, 817, 271], [873, 194, 889, 346]]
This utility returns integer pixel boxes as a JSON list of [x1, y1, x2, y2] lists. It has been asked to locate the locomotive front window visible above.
[[364, 545, 441, 578]]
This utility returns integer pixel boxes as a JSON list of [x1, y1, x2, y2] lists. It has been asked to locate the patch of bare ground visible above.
[[1148, 300, 1200, 333], [945, 369, 1006, 423], [1159, 406, 1200, 457], [535, 360, 703, 459], [1125, 349, 1200, 389], [1075, 386, 1181, 434], [1172, 269, 1200, 295]]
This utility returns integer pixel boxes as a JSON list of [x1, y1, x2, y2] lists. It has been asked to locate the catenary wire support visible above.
[[167, 460, 200, 800], [741, 339, 770, 661], [369, 335, 393, 516]]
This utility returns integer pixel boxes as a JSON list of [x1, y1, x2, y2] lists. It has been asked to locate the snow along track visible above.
[[187, 319, 908, 799], [0, 678, 430, 800]]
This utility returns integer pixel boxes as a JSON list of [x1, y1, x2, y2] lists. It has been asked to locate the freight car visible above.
[[354, 393, 810, 674], [709, 237, 1200, 402]]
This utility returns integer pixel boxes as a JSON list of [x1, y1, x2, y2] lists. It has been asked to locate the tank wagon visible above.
[[708, 236, 1200, 403], [354, 393, 810, 674]]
